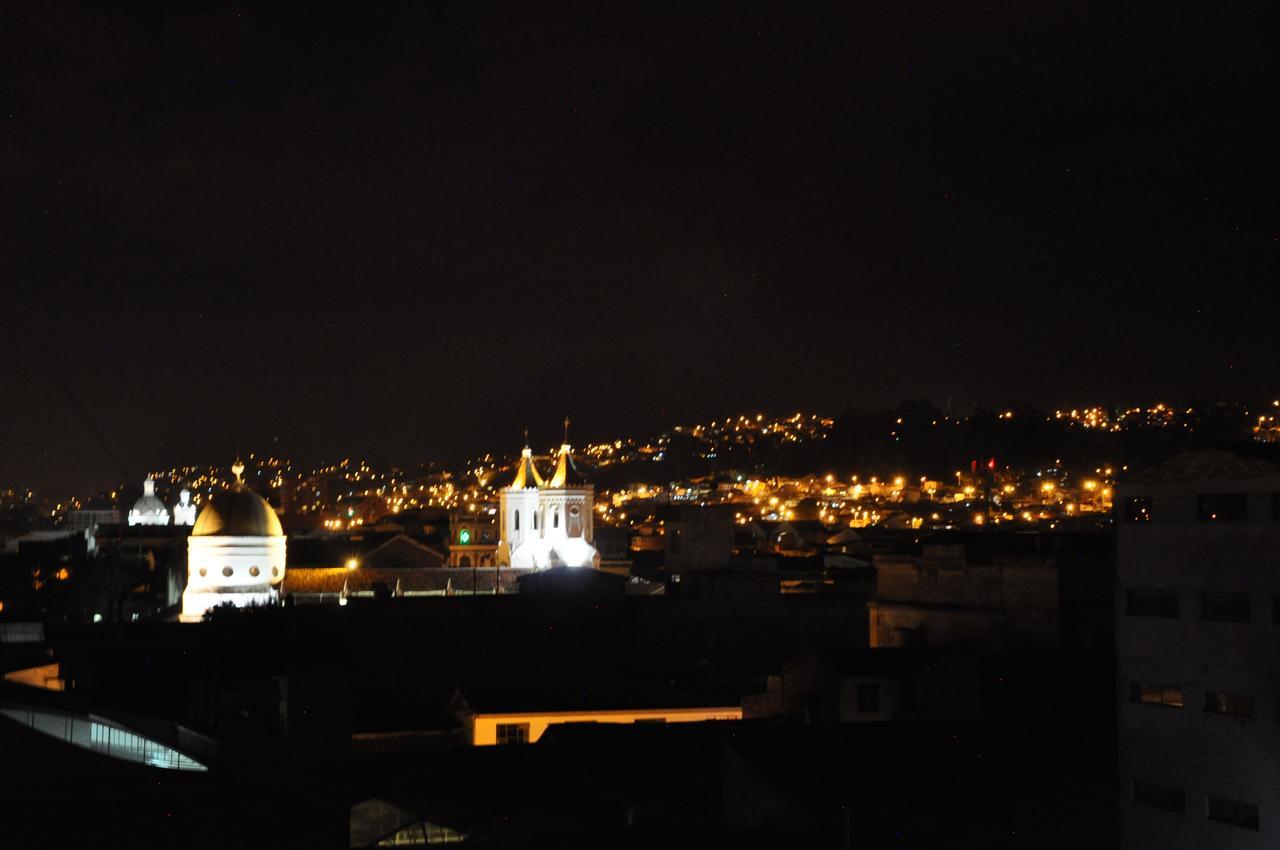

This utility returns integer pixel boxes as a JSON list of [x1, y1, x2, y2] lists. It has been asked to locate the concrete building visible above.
[[1116, 448, 1280, 847], [662, 504, 740, 577], [447, 504, 498, 567], [63, 509, 120, 533], [869, 537, 1061, 650], [593, 525, 633, 575]]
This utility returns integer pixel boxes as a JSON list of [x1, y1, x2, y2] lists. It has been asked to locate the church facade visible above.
[[497, 437, 599, 569]]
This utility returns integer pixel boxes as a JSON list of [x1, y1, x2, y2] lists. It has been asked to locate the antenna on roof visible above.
[[523, 425, 530, 447], [563, 416, 571, 445]]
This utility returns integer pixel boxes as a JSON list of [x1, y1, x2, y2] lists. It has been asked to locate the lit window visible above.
[[1126, 588, 1179, 618], [495, 723, 529, 745], [459, 529, 471, 545], [1129, 682, 1184, 708], [1207, 796, 1260, 830], [0, 708, 206, 771], [1204, 690, 1254, 718], [1202, 591, 1250, 623], [1132, 779, 1185, 813], [1197, 493, 1248, 522]]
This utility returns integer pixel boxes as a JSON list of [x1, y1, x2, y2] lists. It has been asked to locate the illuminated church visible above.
[[180, 461, 287, 622], [497, 422, 599, 569], [128, 478, 170, 526]]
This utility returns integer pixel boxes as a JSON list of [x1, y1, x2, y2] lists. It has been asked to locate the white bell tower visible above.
[[497, 433, 544, 567]]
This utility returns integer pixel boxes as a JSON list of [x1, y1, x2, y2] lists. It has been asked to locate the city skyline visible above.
[[5, 395, 1278, 500], [3, 5, 1279, 846]]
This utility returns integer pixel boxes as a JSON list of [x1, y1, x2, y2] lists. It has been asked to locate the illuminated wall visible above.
[[470, 706, 743, 745], [181, 535, 286, 622]]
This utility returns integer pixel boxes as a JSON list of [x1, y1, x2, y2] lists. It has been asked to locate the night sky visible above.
[[3, 2, 1276, 494]]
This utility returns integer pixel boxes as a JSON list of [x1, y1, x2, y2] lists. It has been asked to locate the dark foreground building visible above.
[[1116, 449, 1280, 848], [2, 557, 1119, 848]]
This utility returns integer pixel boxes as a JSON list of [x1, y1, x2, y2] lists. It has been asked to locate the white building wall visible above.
[[181, 536, 287, 622], [498, 487, 541, 567]]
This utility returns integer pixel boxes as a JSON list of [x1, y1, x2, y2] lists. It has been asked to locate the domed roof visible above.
[[192, 487, 283, 537], [132, 494, 168, 514], [130, 478, 169, 519]]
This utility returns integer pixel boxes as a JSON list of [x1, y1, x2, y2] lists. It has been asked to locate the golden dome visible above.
[[192, 488, 283, 537]]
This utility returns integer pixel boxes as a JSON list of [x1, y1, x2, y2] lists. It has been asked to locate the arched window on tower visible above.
[[553, 509, 560, 529], [534, 511, 539, 530], [514, 511, 520, 531]]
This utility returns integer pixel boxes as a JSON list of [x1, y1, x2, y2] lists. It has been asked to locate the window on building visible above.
[[495, 723, 530, 745], [1132, 779, 1186, 813], [857, 682, 881, 714], [1123, 497, 1153, 522], [533, 511, 539, 530], [1202, 591, 1250, 623], [553, 510, 559, 529], [1204, 690, 1255, 718], [1207, 796, 1260, 830], [1126, 588, 1179, 618], [1197, 493, 1248, 522], [670, 529, 681, 554], [513, 512, 520, 531], [1129, 682, 1184, 708]]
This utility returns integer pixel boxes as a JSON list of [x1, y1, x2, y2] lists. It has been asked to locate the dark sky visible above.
[[2, 1, 1276, 495]]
